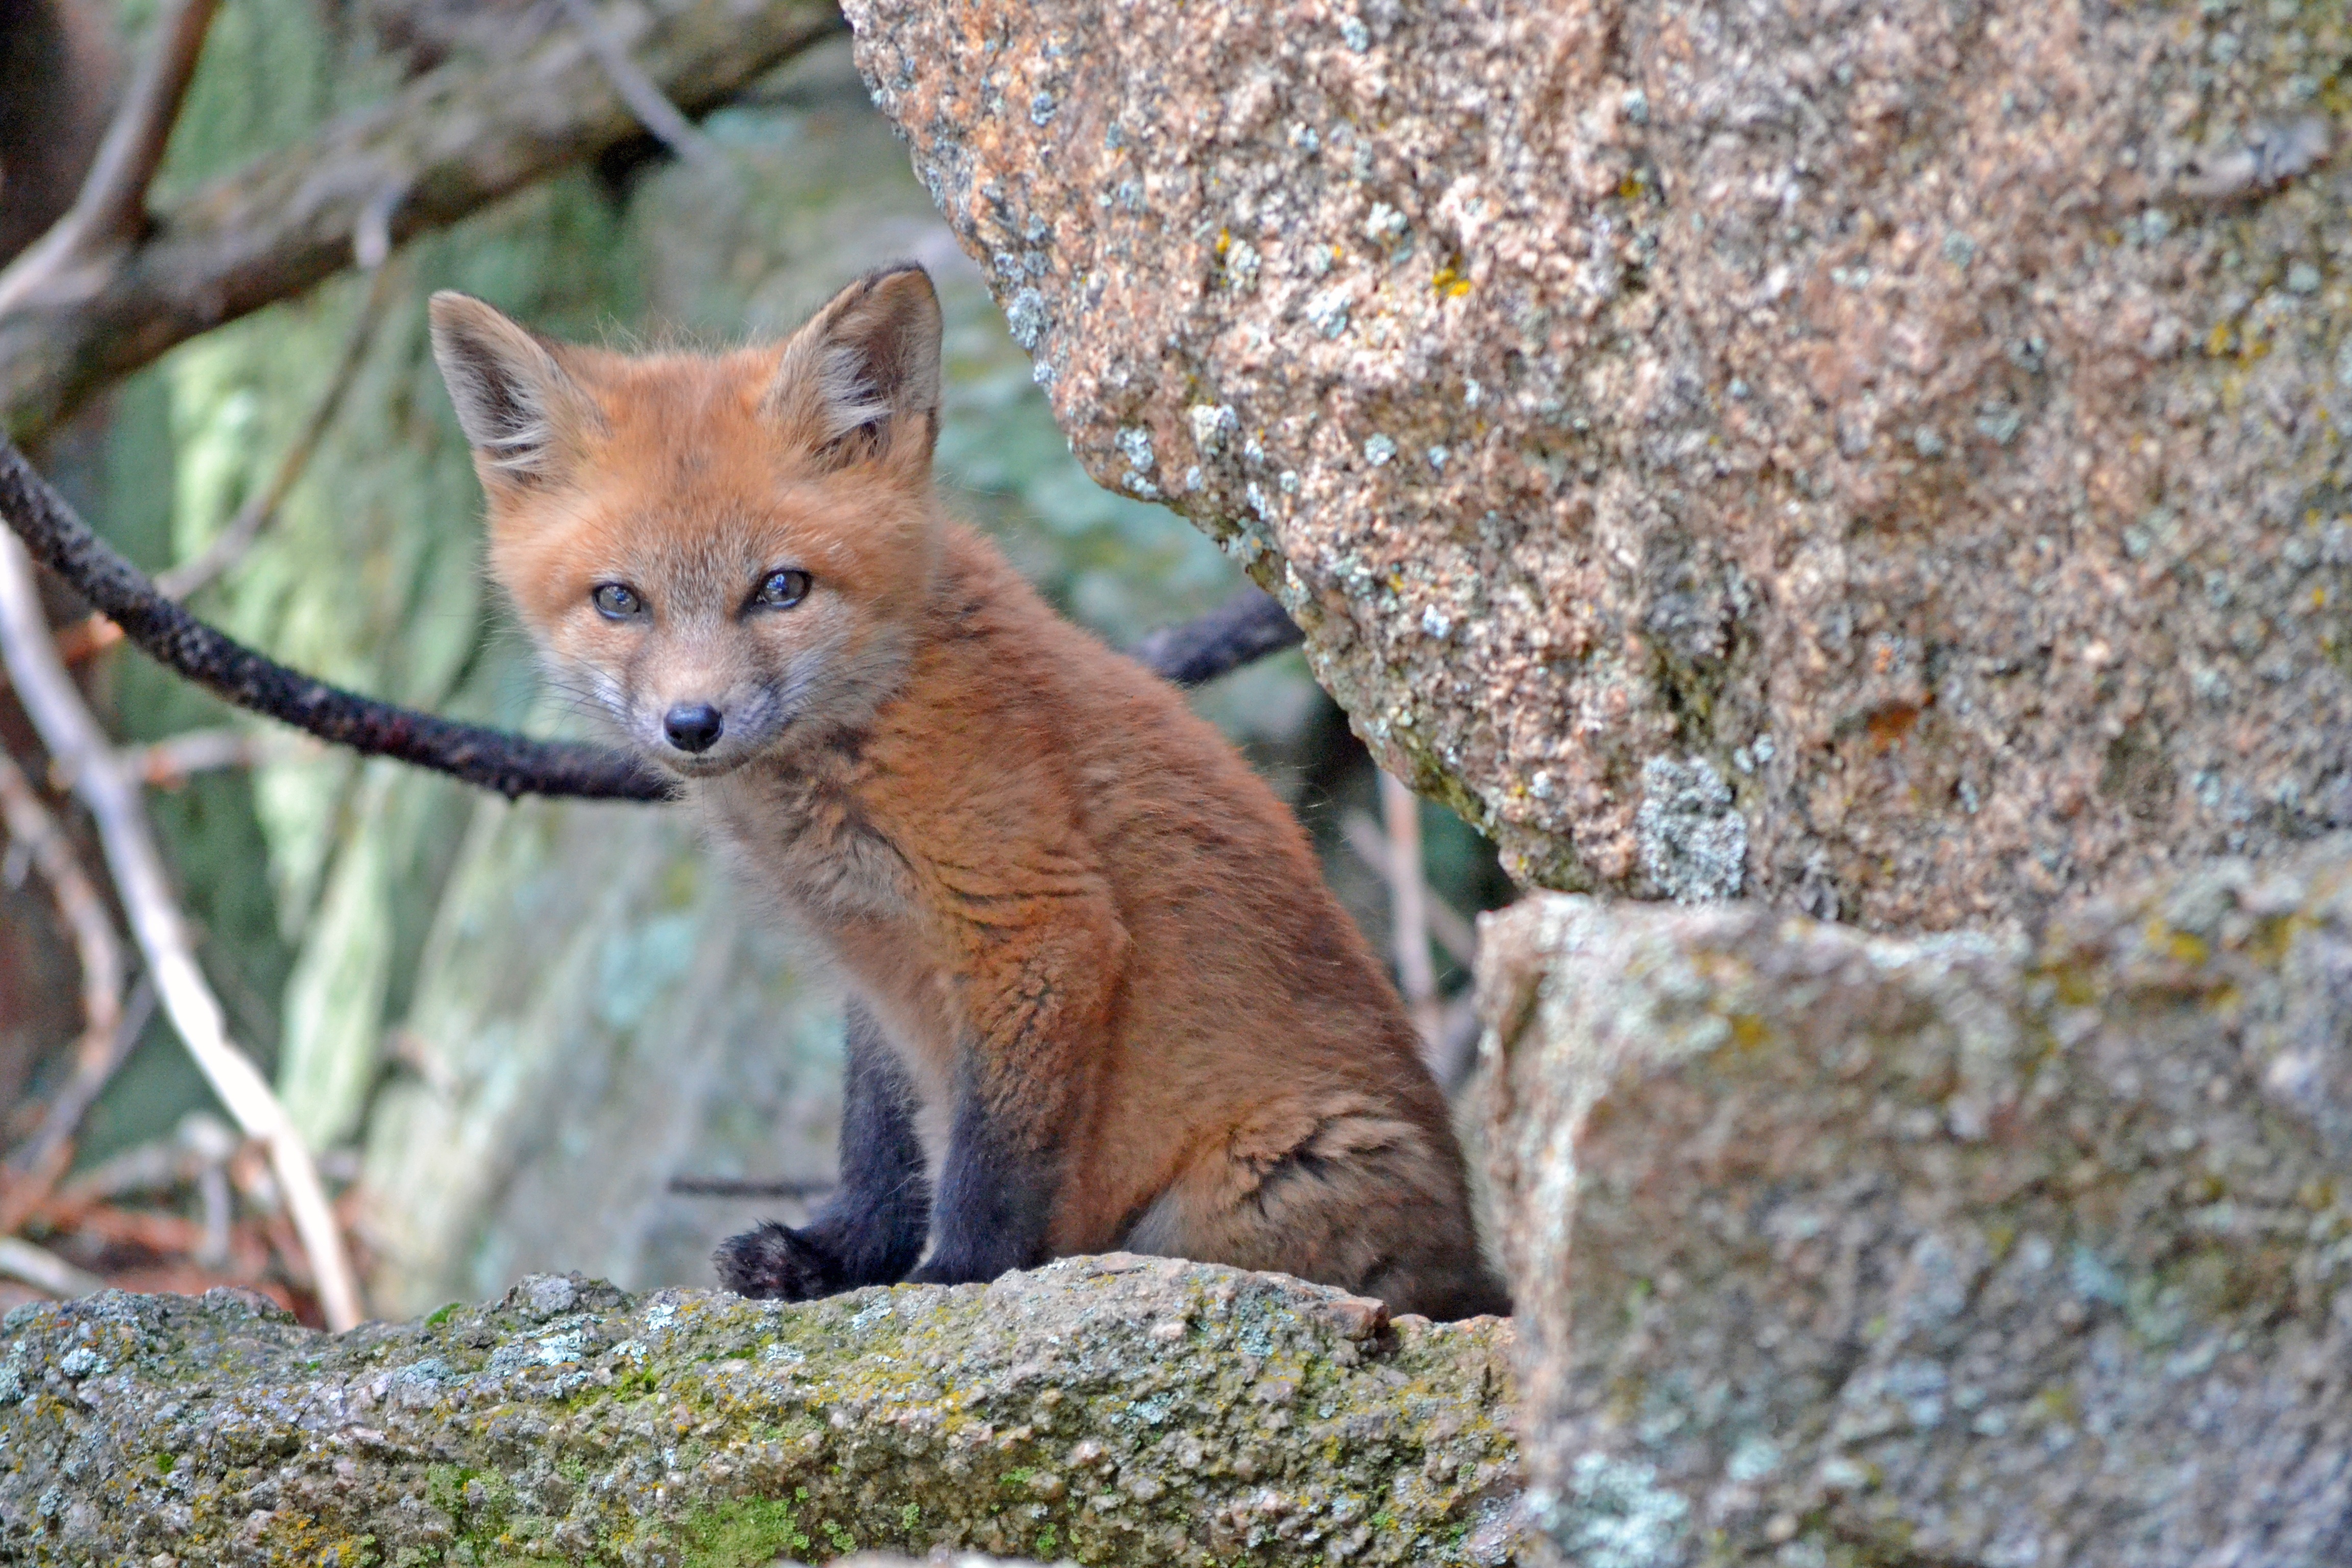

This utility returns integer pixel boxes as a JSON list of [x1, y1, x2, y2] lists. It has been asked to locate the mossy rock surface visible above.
[[0, 1255, 1519, 1566]]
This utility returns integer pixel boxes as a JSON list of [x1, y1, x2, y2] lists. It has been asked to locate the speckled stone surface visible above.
[[1479, 838, 2352, 1567], [0, 1256, 1518, 1565], [847, 0, 2352, 929]]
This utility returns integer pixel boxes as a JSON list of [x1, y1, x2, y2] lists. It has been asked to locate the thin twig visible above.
[[0, 1234, 106, 1299], [157, 261, 400, 600], [51, 615, 122, 664], [0, 0, 223, 315], [554, 0, 727, 170], [0, 531, 365, 1331], [0, 747, 127, 1145], [119, 727, 323, 788], [1431, 992, 1482, 1094], [47, 253, 399, 653], [1338, 808, 1478, 965], [6, 978, 157, 1191], [1377, 771, 1444, 1055], [667, 1176, 836, 1198]]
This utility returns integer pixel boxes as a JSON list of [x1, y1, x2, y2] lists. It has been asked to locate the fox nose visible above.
[[663, 703, 724, 754]]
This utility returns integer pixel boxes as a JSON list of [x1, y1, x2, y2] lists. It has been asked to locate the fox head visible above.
[[429, 264, 945, 777]]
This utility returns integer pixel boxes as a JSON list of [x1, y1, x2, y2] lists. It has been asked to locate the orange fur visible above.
[[430, 266, 1506, 1319]]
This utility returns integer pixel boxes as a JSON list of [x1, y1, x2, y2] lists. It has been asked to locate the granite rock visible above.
[[1478, 837, 2352, 1566], [846, 0, 2352, 928]]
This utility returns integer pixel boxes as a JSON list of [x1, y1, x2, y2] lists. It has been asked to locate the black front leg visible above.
[[904, 1055, 1060, 1286], [715, 1000, 930, 1300]]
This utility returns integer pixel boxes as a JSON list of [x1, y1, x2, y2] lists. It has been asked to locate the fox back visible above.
[[431, 264, 1507, 1320]]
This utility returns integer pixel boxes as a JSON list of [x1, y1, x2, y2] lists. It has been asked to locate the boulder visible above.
[[1478, 838, 2352, 1567], [846, 0, 2352, 928], [0, 1255, 1519, 1565]]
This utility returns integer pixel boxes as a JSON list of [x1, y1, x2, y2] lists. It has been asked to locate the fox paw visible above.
[[714, 1222, 839, 1301]]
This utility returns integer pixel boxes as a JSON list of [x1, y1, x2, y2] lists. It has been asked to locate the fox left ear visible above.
[[766, 263, 943, 472], [428, 291, 603, 485]]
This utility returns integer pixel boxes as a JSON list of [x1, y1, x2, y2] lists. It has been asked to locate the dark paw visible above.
[[714, 1221, 840, 1301]]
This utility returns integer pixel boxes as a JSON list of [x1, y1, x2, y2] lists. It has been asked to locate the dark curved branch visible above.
[[0, 438, 1303, 802], [1129, 586, 1304, 684], [0, 440, 671, 800]]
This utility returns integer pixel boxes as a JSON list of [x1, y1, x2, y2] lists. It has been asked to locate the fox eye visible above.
[[592, 583, 644, 619], [754, 569, 812, 609]]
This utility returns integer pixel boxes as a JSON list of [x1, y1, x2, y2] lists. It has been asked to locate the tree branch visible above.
[[6, 980, 158, 1193], [0, 437, 1307, 802], [0, 0, 848, 444], [0, 1234, 106, 1300], [155, 258, 399, 600], [554, 0, 728, 171], [0, 745, 127, 1137], [0, 440, 673, 800], [1378, 770, 1443, 1056], [0, 530, 365, 1330], [0, 0, 222, 316], [1128, 587, 1303, 684]]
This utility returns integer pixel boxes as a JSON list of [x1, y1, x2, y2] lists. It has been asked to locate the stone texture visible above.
[[0, 1255, 1520, 1565], [1478, 837, 2352, 1567], [846, 0, 2352, 928]]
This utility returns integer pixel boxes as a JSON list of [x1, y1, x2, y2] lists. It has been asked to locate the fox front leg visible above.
[[903, 1055, 1061, 1284], [714, 1000, 929, 1300], [904, 925, 1117, 1287]]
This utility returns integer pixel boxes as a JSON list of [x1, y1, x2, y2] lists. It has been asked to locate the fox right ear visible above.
[[428, 292, 599, 483], [766, 263, 943, 473]]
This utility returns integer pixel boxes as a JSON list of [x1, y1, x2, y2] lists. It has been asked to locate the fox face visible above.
[[429, 266, 947, 777]]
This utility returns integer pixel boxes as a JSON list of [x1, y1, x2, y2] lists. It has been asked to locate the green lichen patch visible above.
[[1, 1257, 1520, 1566]]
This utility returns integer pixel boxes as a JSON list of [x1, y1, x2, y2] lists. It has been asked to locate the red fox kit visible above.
[[429, 265, 1508, 1320]]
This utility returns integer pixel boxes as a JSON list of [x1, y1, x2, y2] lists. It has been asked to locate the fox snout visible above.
[[663, 703, 725, 754], [618, 667, 785, 773]]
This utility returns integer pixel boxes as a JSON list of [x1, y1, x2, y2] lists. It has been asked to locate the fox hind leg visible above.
[[1124, 1103, 1510, 1321], [715, 1000, 930, 1300]]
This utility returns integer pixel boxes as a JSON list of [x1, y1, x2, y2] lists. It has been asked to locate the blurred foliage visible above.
[[56, 4, 1502, 1306]]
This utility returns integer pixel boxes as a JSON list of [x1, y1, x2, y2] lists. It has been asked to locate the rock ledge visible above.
[[0, 1255, 1518, 1566]]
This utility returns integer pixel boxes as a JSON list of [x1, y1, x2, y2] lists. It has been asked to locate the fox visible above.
[[427, 263, 1509, 1320]]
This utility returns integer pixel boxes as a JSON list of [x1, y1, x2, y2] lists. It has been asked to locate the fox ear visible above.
[[766, 263, 943, 472], [428, 291, 599, 483]]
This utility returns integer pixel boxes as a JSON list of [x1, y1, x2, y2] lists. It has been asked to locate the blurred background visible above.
[[0, 0, 1512, 1325]]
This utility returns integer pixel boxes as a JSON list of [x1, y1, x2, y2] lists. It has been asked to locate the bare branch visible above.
[[0, 531, 365, 1331], [0, 1234, 106, 1300], [1338, 808, 1478, 966], [0, 745, 126, 1129], [667, 1176, 835, 1198], [555, 0, 728, 170], [4, 979, 156, 1195], [0, 438, 1311, 801], [0, 440, 672, 801], [1378, 770, 1444, 1056], [1127, 587, 1302, 685], [119, 727, 323, 788], [1, 0, 847, 443], [156, 259, 400, 600], [0, 0, 223, 315]]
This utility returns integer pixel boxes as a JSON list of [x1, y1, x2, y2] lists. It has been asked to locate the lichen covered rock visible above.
[[1479, 838, 2352, 1566], [847, 0, 2352, 929], [0, 1255, 1518, 1566]]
